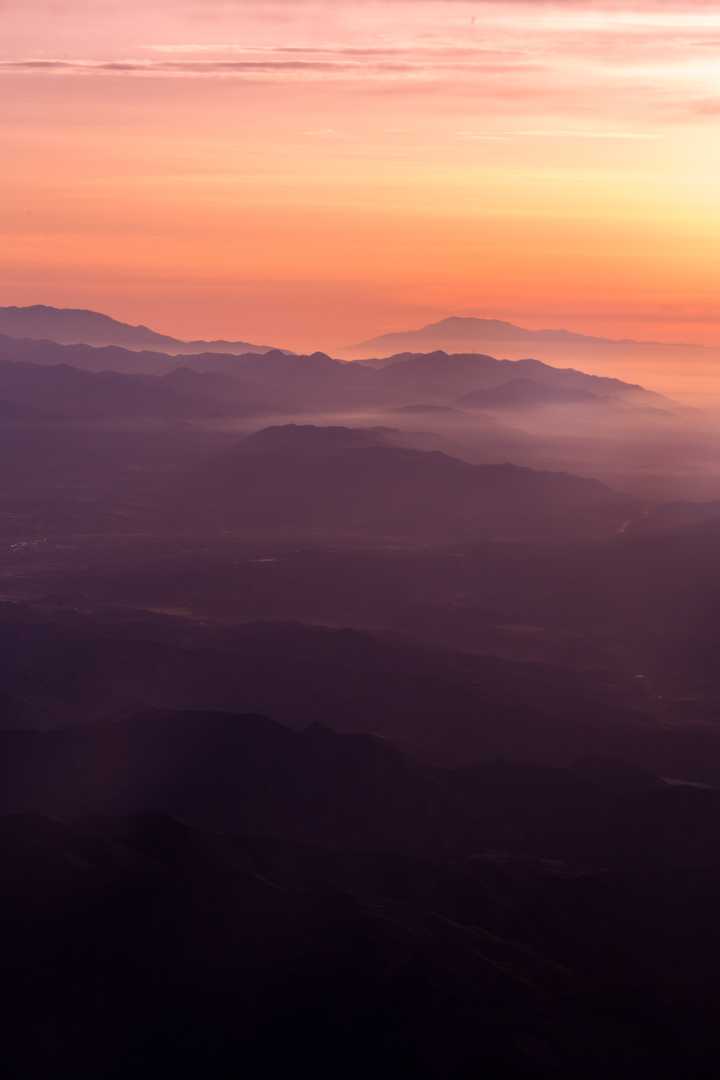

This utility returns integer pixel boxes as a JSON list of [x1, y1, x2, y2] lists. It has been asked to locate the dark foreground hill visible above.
[[1, 707, 716, 861], [0, 811, 580, 1079], [4, 711, 720, 1077]]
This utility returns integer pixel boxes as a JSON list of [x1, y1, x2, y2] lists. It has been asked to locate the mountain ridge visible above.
[[0, 304, 283, 356], [172, 423, 639, 544], [0, 334, 666, 412], [349, 314, 707, 356]]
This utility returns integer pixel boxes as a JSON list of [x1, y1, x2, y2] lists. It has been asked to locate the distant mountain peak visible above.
[[0, 304, 282, 356], [347, 314, 703, 361]]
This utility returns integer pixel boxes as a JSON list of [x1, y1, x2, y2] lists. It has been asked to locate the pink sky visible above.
[[2, 1, 720, 352]]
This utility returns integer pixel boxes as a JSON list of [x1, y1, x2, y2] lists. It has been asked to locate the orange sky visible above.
[[2, 1, 720, 353]]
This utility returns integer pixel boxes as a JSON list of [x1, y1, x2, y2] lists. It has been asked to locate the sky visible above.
[[2, 1, 720, 353]]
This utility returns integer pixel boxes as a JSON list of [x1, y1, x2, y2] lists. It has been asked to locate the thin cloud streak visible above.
[[457, 128, 662, 140], [0, 54, 544, 81]]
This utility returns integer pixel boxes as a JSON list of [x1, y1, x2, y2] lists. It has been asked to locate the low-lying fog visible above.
[[197, 400, 720, 502]]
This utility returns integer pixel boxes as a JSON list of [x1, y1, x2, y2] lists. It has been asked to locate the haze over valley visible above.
[[5, 1, 720, 1075], [4, 281, 720, 1075]]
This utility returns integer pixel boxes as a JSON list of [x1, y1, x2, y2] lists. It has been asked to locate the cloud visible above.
[[513, 128, 662, 139], [0, 57, 402, 77], [457, 127, 661, 140], [3, 1, 719, 127], [0, 45, 541, 81]]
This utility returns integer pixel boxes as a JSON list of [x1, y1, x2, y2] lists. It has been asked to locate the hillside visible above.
[[173, 424, 638, 543], [0, 305, 280, 355], [0, 335, 665, 412]]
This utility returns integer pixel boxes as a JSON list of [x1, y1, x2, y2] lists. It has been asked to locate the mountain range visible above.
[[0, 304, 281, 355], [0, 303, 713, 404], [172, 424, 638, 543], [348, 315, 705, 358], [7, 711, 720, 1078], [346, 316, 714, 396], [2, 300, 720, 1076], [1, 600, 713, 772], [0, 333, 665, 416]]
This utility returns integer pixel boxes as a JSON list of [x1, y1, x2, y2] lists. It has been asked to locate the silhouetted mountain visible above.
[[0, 332, 286, 378], [177, 424, 638, 542], [4, 601, 716, 777], [8, 511, 720, 739], [0, 709, 682, 856], [4, 709, 720, 866], [0, 413, 646, 543], [2, 803, 691, 1080], [5, 711, 720, 1076], [351, 315, 692, 353], [0, 333, 180, 374], [0, 811, 558, 1078], [0, 304, 279, 354], [0, 336, 375, 412], [0, 711, 446, 848], [0, 354, 231, 420], [367, 351, 664, 407], [0, 333, 666, 413], [347, 318, 717, 395]]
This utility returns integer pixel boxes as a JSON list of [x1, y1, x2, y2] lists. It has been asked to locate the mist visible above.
[[6, 0, 720, 1066]]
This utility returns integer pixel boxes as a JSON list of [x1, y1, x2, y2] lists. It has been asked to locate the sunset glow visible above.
[[3, 1, 720, 353]]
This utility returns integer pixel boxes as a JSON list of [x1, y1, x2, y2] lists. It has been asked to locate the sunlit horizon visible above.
[[3, 1, 720, 361]]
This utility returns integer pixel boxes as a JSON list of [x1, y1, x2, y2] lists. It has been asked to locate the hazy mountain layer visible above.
[[0, 305, 280, 355], [350, 315, 700, 355], [347, 316, 714, 398], [0, 334, 665, 412]]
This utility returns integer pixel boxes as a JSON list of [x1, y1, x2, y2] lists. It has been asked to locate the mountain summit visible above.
[[348, 315, 696, 357], [345, 316, 709, 394], [0, 305, 281, 355]]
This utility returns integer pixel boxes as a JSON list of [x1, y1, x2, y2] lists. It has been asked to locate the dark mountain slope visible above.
[[370, 351, 662, 406], [0, 337, 373, 412], [5, 706, 720, 867], [0, 413, 644, 543], [0, 334, 664, 412], [0, 602, 704, 775], [0, 355, 231, 420], [5, 709, 720, 1075], [1, 806, 673, 1080], [176, 423, 638, 542], [0, 712, 451, 851]]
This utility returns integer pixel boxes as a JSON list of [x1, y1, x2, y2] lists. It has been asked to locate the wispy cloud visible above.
[[513, 129, 662, 140], [0, 57, 407, 77], [456, 128, 662, 140], [0, 44, 541, 81]]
